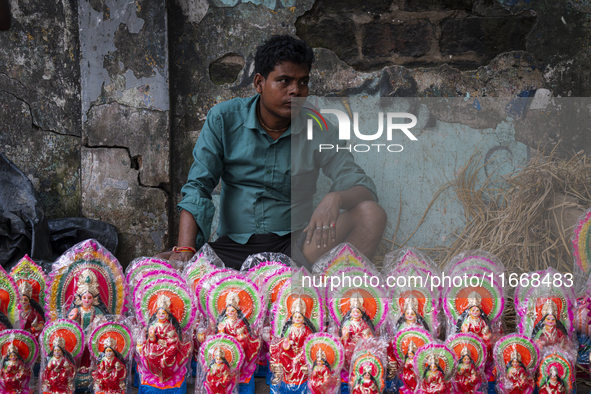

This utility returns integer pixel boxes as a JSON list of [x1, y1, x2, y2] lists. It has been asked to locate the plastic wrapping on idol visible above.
[[445, 333, 487, 394], [385, 248, 442, 338], [182, 248, 222, 364], [87, 317, 134, 394], [442, 250, 506, 372], [205, 274, 265, 384], [514, 267, 576, 354], [571, 207, 591, 297], [0, 266, 21, 333], [268, 269, 323, 394], [413, 343, 456, 394], [382, 247, 441, 284], [348, 337, 388, 394], [10, 254, 47, 340], [327, 265, 388, 381], [196, 334, 244, 394], [40, 319, 85, 394], [46, 239, 129, 391], [240, 252, 293, 272], [312, 242, 377, 276], [390, 327, 433, 394], [0, 329, 38, 393], [303, 333, 343, 394], [133, 274, 196, 389], [126, 256, 175, 289], [536, 347, 575, 394], [493, 334, 540, 394]]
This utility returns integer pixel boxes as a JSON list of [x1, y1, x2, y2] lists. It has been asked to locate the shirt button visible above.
[[265, 187, 270, 191], [256, 223, 261, 228], [266, 170, 271, 174]]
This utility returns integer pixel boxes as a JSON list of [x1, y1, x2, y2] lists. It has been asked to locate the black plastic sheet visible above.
[[0, 152, 118, 270]]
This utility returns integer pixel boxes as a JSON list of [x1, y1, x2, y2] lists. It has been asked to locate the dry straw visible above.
[[380, 146, 591, 275]]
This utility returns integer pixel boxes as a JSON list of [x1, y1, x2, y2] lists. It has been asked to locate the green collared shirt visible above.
[[177, 94, 378, 248]]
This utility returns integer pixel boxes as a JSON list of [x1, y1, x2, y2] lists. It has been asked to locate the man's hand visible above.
[[303, 192, 341, 249], [169, 251, 195, 263]]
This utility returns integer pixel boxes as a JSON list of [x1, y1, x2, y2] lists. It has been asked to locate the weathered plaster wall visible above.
[[79, 0, 170, 263], [0, 0, 81, 219]]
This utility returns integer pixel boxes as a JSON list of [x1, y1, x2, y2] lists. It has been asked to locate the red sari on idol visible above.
[[270, 324, 313, 385], [42, 355, 76, 394], [205, 362, 232, 394], [0, 358, 31, 394], [91, 357, 127, 394]]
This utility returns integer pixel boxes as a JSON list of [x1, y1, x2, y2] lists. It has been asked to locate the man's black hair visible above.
[[254, 35, 314, 78]]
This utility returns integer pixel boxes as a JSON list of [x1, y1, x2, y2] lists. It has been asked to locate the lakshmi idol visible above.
[[136, 294, 192, 384], [18, 281, 44, 340], [309, 349, 334, 394], [504, 349, 534, 394], [216, 291, 261, 374], [42, 337, 76, 394], [531, 300, 567, 349], [457, 293, 492, 351], [91, 337, 127, 394], [67, 269, 107, 329], [0, 344, 31, 394], [400, 342, 418, 394], [270, 298, 316, 387], [454, 347, 480, 394], [394, 297, 429, 332], [205, 348, 232, 394], [351, 363, 380, 394], [340, 293, 375, 369], [419, 354, 450, 394], [537, 366, 566, 394]]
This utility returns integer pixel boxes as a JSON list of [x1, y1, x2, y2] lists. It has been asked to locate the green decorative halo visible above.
[[138, 280, 195, 331], [303, 333, 344, 371], [350, 351, 385, 393], [0, 329, 39, 366], [271, 283, 323, 338], [206, 276, 264, 328], [89, 322, 133, 360], [393, 327, 432, 363], [415, 344, 455, 380], [537, 353, 573, 393], [41, 319, 84, 359], [199, 334, 245, 371]]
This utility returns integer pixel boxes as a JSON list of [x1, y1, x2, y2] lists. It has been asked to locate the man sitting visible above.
[[159, 35, 387, 269]]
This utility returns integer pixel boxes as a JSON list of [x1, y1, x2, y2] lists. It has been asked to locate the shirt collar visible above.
[[245, 94, 293, 140]]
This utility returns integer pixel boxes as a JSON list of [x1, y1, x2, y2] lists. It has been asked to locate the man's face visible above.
[[254, 61, 310, 123]]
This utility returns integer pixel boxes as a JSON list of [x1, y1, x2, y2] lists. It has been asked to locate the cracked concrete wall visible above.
[[0, 0, 81, 219], [79, 0, 169, 264]]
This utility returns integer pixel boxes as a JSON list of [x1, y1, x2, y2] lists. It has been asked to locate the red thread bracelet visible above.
[[172, 246, 197, 254]]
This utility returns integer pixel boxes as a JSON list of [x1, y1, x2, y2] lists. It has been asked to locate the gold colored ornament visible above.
[[510, 348, 522, 362], [214, 347, 225, 359], [403, 297, 419, 313], [407, 341, 418, 356], [76, 269, 100, 297], [460, 346, 470, 358], [349, 293, 365, 311], [316, 348, 326, 361], [291, 298, 307, 316], [225, 291, 241, 310], [541, 299, 558, 317], [467, 292, 482, 308], [18, 281, 32, 299], [103, 337, 117, 350], [53, 337, 66, 350], [155, 295, 171, 313], [6, 343, 18, 355], [426, 353, 437, 366]]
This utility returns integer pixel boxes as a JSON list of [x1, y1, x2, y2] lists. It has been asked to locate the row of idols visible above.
[[0, 237, 588, 394]]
